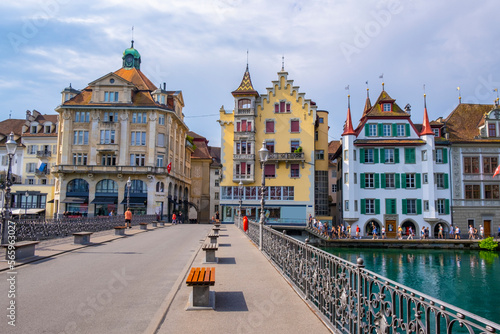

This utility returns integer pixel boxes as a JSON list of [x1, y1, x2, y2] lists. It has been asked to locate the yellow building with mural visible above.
[[218, 65, 329, 224]]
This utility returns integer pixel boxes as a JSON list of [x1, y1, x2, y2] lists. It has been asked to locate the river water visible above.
[[322, 247, 500, 324]]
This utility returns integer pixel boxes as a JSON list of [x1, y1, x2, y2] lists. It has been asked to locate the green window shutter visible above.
[[381, 173, 386, 188], [445, 199, 450, 214], [361, 199, 366, 214], [405, 124, 410, 137], [375, 199, 380, 214], [401, 173, 406, 188], [375, 173, 380, 188], [443, 148, 448, 164], [385, 199, 391, 214], [378, 124, 383, 136], [395, 173, 400, 188], [374, 148, 379, 163], [404, 148, 409, 163], [444, 174, 449, 189], [392, 123, 397, 137], [416, 173, 421, 189], [380, 148, 385, 162], [360, 148, 365, 163], [365, 124, 369, 136], [411, 148, 416, 163], [395, 148, 400, 163], [402, 199, 407, 214], [417, 199, 422, 214], [360, 174, 365, 188], [392, 199, 397, 214]]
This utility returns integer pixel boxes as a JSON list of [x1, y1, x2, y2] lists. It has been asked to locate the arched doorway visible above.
[[365, 220, 381, 236], [401, 220, 417, 237], [434, 221, 450, 238]]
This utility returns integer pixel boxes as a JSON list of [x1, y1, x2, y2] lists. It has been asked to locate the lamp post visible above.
[[1, 132, 17, 245], [238, 180, 243, 228], [258, 140, 269, 250], [126, 177, 131, 212], [24, 191, 29, 220]]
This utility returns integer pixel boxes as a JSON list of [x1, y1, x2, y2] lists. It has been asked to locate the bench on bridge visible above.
[[73, 232, 93, 244], [114, 226, 126, 236], [185, 267, 215, 309], [159, 221, 165, 227], [214, 223, 221, 228], [202, 243, 218, 263], [207, 232, 219, 244], [3, 241, 40, 260], [139, 223, 148, 230], [212, 227, 220, 235], [152, 221, 158, 228]]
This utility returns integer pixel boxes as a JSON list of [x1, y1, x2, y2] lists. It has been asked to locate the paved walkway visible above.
[[151, 224, 331, 334]]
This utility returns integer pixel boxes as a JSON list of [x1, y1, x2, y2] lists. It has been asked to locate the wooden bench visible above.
[[159, 221, 165, 227], [212, 227, 220, 235], [139, 223, 148, 230], [185, 267, 215, 308], [202, 243, 218, 263], [73, 232, 93, 244], [214, 223, 221, 228], [3, 241, 40, 260], [152, 221, 158, 228], [207, 232, 219, 244], [114, 226, 126, 236]]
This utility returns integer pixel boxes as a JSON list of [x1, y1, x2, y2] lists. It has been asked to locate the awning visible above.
[[120, 197, 147, 205], [27, 208, 45, 214], [61, 197, 87, 204], [91, 197, 117, 204], [10, 208, 44, 215]]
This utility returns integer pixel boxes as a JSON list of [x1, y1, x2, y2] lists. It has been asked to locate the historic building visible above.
[[339, 88, 451, 237], [188, 131, 213, 223], [328, 140, 341, 222], [52, 42, 192, 218], [10, 110, 58, 218], [218, 65, 328, 224], [208, 145, 221, 221], [444, 101, 500, 236]]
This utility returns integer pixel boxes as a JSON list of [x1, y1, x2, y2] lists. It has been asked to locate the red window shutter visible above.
[[286, 103, 291, 112], [264, 164, 275, 177], [242, 120, 247, 132], [266, 121, 274, 133], [291, 120, 299, 132], [236, 122, 241, 132], [275, 104, 279, 113], [241, 162, 246, 174], [280, 101, 285, 113], [247, 122, 252, 132]]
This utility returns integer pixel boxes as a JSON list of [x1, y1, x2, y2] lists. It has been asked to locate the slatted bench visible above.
[[212, 227, 220, 235], [114, 226, 126, 236], [139, 223, 148, 230], [214, 223, 221, 228], [152, 221, 158, 228], [159, 221, 165, 227], [207, 232, 219, 244], [73, 232, 93, 244], [202, 243, 218, 263], [185, 267, 215, 308], [3, 241, 40, 260]]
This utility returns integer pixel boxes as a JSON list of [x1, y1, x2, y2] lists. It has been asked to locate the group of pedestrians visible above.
[[308, 215, 352, 239]]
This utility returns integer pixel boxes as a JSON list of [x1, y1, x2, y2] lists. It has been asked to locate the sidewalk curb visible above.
[[144, 239, 205, 334]]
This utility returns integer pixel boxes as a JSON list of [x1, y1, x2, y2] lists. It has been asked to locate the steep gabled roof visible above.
[[188, 131, 212, 160], [114, 67, 157, 91], [444, 103, 494, 142], [365, 90, 409, 117], [232, 66, 259, 97], [342, 96, 355, 136]]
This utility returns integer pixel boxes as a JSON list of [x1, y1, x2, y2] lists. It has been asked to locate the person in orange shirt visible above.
[[125, 208, 132, 228], [172, 213, 177, 225]]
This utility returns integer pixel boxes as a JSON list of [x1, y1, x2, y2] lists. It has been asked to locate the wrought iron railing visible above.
[[240, 220, 500, 333], [11, 215, 157, 242]]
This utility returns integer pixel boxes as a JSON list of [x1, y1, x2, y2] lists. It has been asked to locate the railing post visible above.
[[356, 257, 365, 334], [304, 238, 309, 300]]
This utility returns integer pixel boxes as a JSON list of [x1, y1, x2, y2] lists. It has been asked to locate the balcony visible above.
[[233, 154, 255, 160], [36, 150, 52, 158], [52, 165, 168, 175], [268, 152, 305, 162], [235, 108, 255, 116], [35, 169, 49, 177], [96, 144, 119, 152]]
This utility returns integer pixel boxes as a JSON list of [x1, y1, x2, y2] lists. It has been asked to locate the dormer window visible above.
[[382, 103, 392, 112], [31, 125, 37, 134], [104, 91, 119, 102], [432, 128, 440, 137], [44, 125, 51, 133], [161, 95, 165, 104], [488, 123, 497, 137]]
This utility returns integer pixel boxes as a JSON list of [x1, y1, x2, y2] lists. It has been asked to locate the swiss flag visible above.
[[167, 162, 171, 174], [493, 164, 500, 178]]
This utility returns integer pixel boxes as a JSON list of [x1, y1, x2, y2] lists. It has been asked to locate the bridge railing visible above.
[[11, 215, 157, 242], [241, 220, 500, 333]]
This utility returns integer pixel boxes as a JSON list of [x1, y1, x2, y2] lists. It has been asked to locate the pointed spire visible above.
[[281, 55, 285, 71], [457, 87, 461, 104], [232, 65, 258, 97], [362, 87, 372, 116], [421, 93, 434, 136], [342, 94, 356, 136]]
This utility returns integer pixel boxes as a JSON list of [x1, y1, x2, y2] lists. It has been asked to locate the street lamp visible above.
[[258, 140, 269, 250], [238, 180, 243, 228], [1, 132, 17, 245], [126, 177, 131, 212], [25, 191, 29, 220]]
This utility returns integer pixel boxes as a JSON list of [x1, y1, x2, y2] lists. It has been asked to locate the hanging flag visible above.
[[379, 74, 384, 79], [493, 165, 500, 178], [167, 162, 171, 173]]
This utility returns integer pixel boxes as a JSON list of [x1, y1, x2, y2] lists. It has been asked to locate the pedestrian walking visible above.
[[438, 224, 443, 239], [215, 211, 220, 223], [125, 208, 132, 228], [455, 226, 461, 239], [172, 212, 177, 225], [407, 226, 414, 240], [356, 225, 360, 239], [468, 225, 474, 240], [381, 226, 386, 239], [479, 225, 484, 239], [397, 225, 403, 240], [449, 225, 454, 239]]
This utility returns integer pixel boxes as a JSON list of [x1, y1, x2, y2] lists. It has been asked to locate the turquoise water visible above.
[[322, 247, 500, 324]]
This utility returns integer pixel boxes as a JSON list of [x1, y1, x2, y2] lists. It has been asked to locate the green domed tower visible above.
[[122, 40, 141, 70]]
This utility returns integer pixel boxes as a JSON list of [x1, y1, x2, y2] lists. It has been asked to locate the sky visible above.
[[1, 0, 500, 147]]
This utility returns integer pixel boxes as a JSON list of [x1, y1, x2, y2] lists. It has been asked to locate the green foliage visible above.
[[294, 146, 303, 153], [479, 237, 498, 251]]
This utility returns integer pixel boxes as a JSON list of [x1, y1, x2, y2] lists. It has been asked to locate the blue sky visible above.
[[1, 0, 499, 147]]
